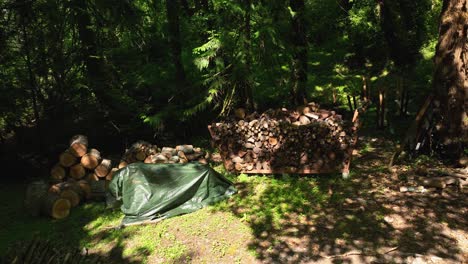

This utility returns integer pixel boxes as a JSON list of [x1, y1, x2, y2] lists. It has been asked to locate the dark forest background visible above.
[[0, 0, 448, 175]]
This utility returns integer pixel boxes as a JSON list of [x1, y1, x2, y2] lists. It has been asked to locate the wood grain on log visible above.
[[59, 150, 77, 168], [81, 149, 101, 169]]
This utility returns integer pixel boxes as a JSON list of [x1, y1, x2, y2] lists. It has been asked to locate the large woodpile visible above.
[[209, 103, 359, 174]]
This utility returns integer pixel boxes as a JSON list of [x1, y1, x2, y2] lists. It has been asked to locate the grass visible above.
[[0, 166, 347, 263], [1, 139, 466, 263]]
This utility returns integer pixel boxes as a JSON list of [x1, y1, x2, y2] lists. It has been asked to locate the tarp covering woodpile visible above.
[[108, 162, 236, 225]]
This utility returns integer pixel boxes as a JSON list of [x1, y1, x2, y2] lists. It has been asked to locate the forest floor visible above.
[[0, 136, 467, 263]]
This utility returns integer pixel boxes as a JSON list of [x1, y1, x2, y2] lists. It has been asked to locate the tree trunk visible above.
[[238, 0, 254, 111], [74, 1, 136, 114], [166, 0, 186, 83], [433, 0, 468, 158], [290, 0, 308, 106]]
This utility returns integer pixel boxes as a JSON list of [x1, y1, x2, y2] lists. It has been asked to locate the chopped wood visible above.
[[118, 160, 128, 169], [135, 151, 146, 161], [69, 163, 86, 180], [69, 135, 88, 157], [59, 150, 77, 168], [105, 168, 119, 181], [41, 193, 71, 219], [81, 149, 101, 169], [95, 159, 112, 177], [86, 173, 100, 182], [176, 145, 194, 154], [50, 164, 66, 182], [77, 180, 91, 199], [209, 104, 358, 174]]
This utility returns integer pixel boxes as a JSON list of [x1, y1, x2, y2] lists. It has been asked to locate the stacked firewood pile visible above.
[[118, 141, 208, 168], [209, 103, 358, 173]]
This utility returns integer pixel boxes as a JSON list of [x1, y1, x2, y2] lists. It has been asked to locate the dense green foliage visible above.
[[0, 0, 441, 147]]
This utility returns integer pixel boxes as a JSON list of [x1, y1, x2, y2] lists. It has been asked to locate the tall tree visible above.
[[238, 0, 254, 111], [290, 0, 308, 105], [166, 0, 186, 84], [432, 0, 468, 158]]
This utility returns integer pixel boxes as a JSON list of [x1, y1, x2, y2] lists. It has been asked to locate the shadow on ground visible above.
[[215, 137, 468, 263]]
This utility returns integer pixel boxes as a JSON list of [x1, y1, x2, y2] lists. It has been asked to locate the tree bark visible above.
[[432, 0, 468, 158], [290, 0, 308, 106]]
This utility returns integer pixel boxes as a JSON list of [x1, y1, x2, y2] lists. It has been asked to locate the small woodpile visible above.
[[118, 141, 208, 168], [400, 166, 468, 193], [27, 135, 117, 219], [209, 103, 359, 174]]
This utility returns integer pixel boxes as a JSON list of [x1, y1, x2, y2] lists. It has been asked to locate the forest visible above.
[[1, 0, 456, 153], [0, 0, 467, 263]]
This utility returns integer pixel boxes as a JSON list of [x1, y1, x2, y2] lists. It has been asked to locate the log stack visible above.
[[45, 135, 118, 217], [209, 103, 359, 174], [37, 136, 212, 219], [119, 142, 208, 168]]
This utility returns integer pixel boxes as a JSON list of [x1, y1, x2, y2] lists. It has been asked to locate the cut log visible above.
[[118, 160, 128, 169], [48, 181, 83, 207], [25, 181, 49, 217], [95, 159, 112, 177], [69, 163, 86, 180], [89, 181, 107, 200], [176, 145, 194, 154], [60, 189, 81, 207], [268, 137, 278, 146], [299, 115, 311, 125], [77, 180, 91, 199], [106, 168, 119, 181], [185, 152, 204, 161], [59, 150, 77, 168], [135, 151, 146, 161], [144, 155, 155, 163], [50, 164, 66, 182], [41, 193, 71, 219], [69, 135, 88, 157], [81, 149, 101, 169], [86, 173, 100, 182]]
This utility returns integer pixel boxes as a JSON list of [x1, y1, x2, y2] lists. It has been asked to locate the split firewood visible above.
[[209, 103, 356, 173]]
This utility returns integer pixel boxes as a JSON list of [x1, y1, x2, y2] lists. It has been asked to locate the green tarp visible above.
[[108, 162, 236, 225]]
